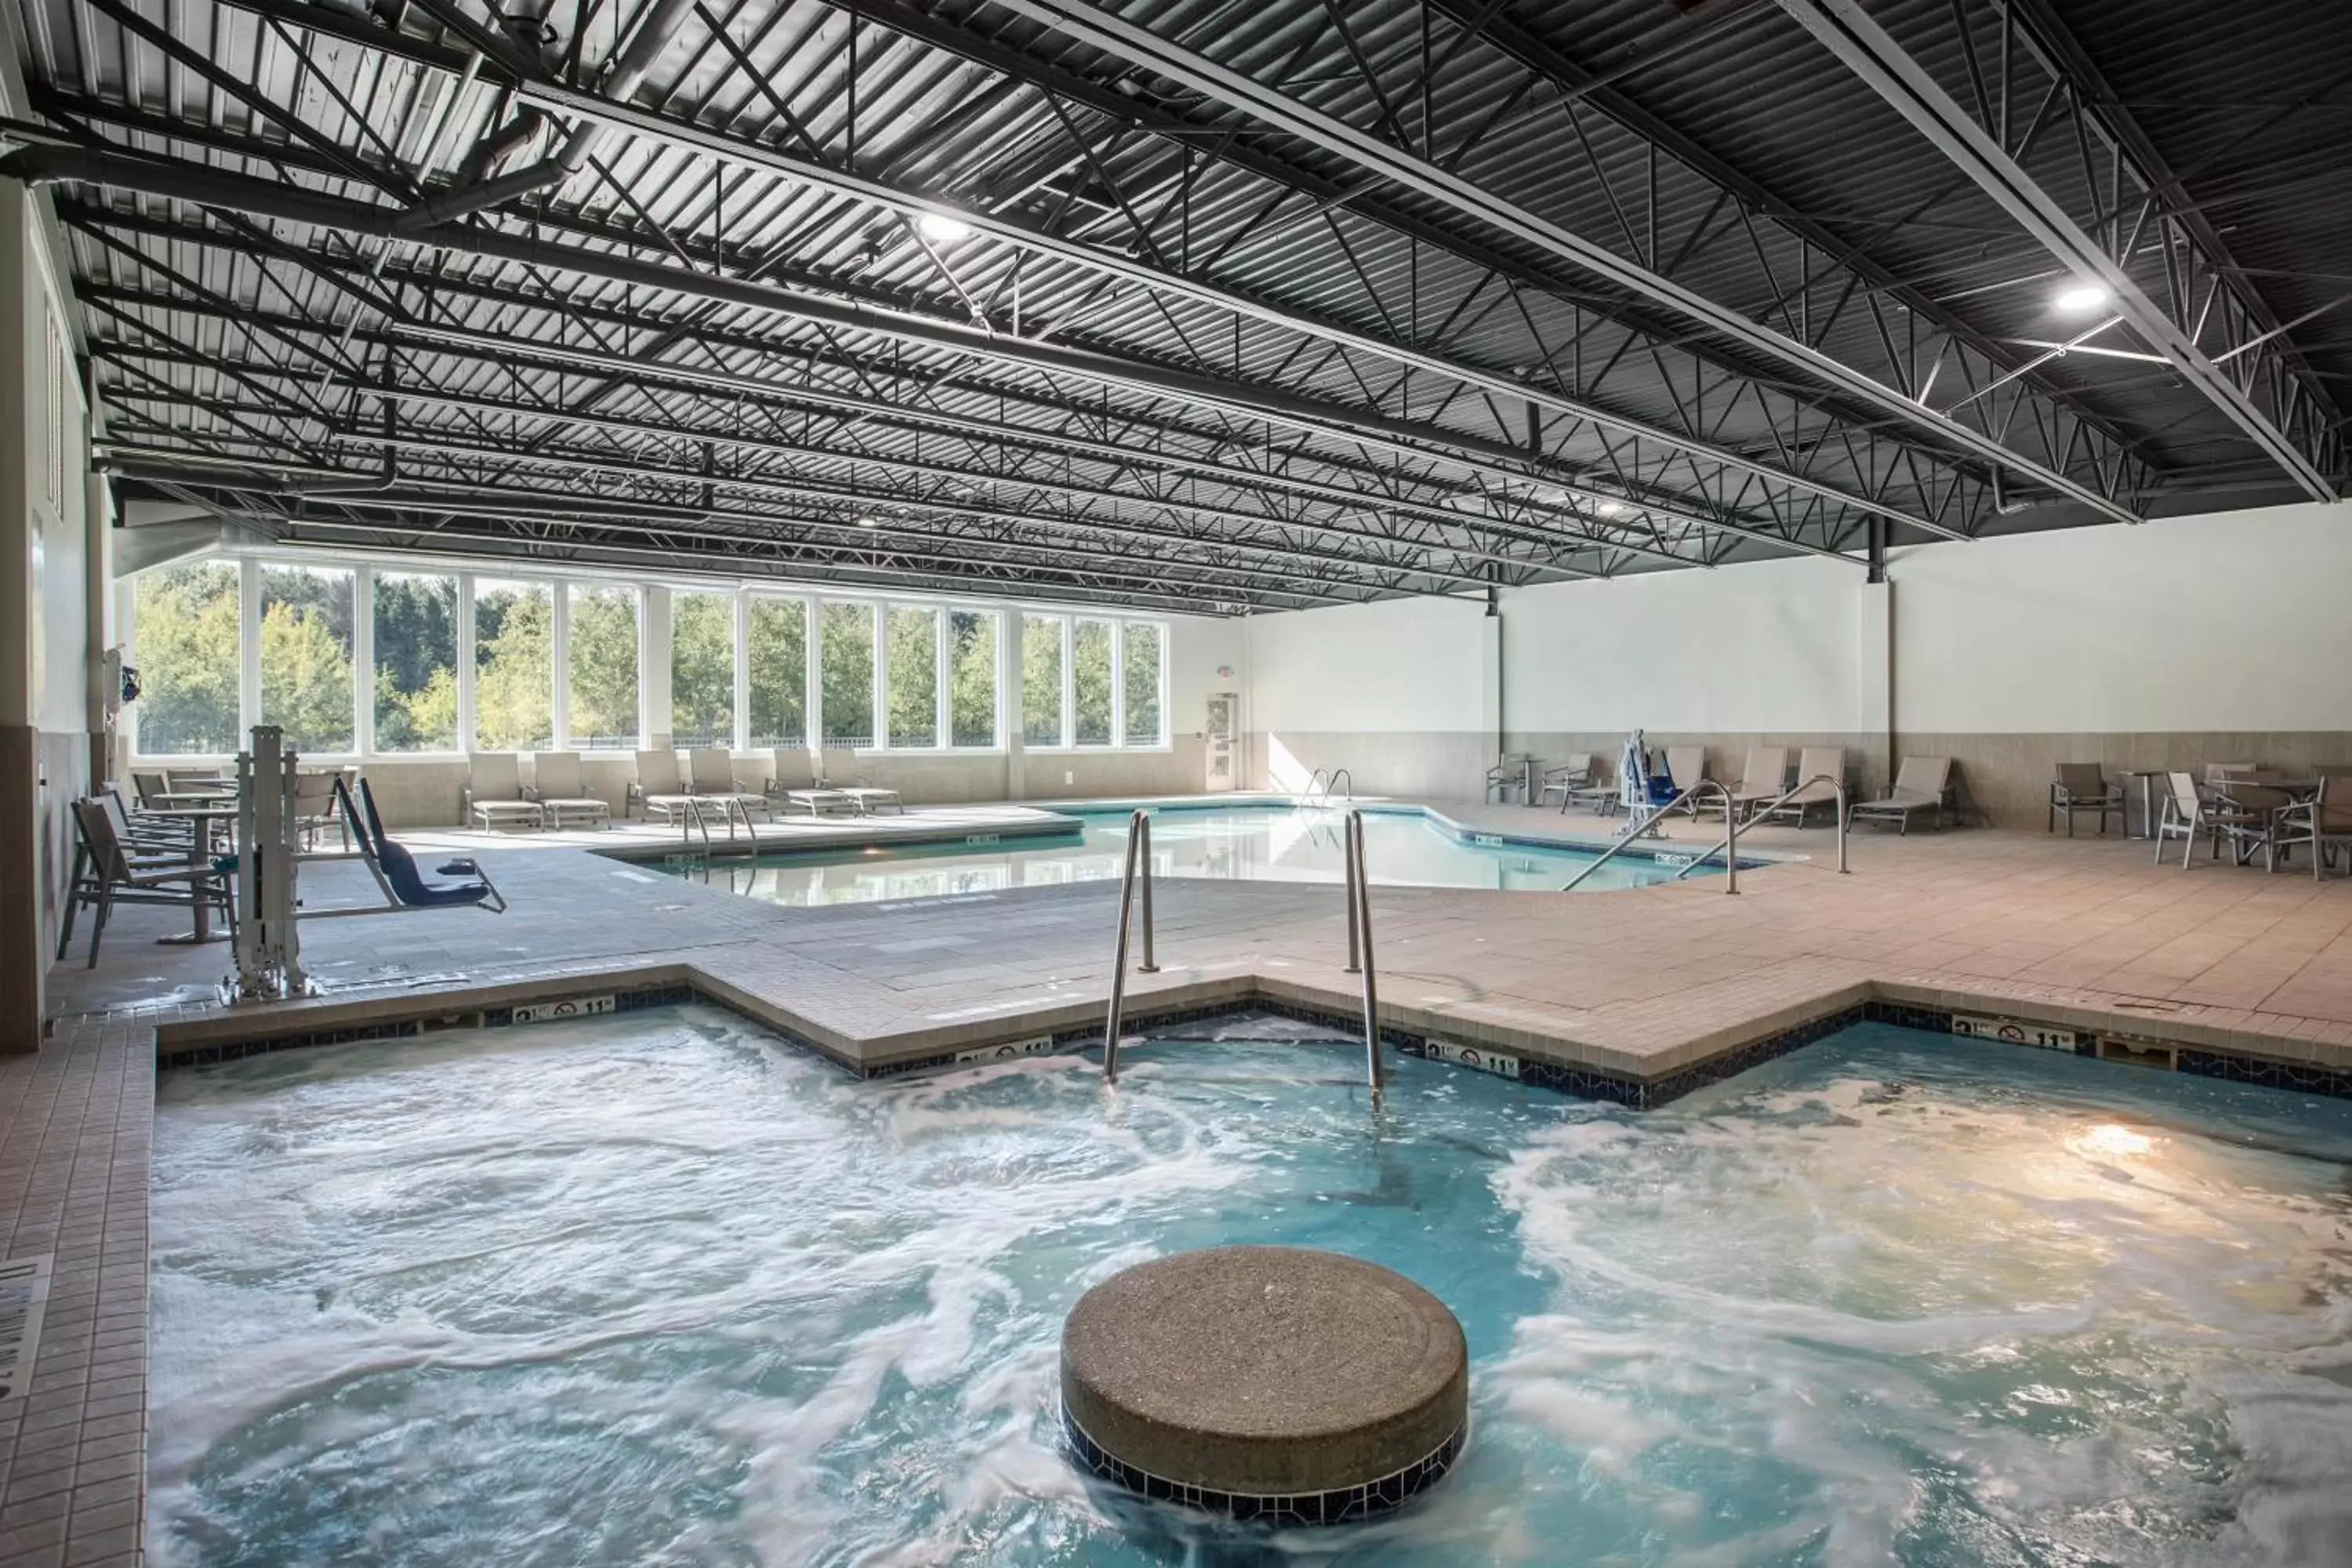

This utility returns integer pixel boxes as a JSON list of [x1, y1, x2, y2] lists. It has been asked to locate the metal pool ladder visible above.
[[1341, 808, 1385, 1094], [1100, 810, 1158, 1083], [1302, 768, 1353, 805]]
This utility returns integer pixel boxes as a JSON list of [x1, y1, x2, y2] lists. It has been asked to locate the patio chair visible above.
[[1485, 753, 1536, 804], [686, 747, 769, 823], [2209, 777, 2296, 870], [1759, 747, 1848, 826], [819, 746, 905, 815], [1563, 755, 1617, 814], [2048, 763, 2125, 836], [56, 797, 233, 967], [1702, 746, 1787, 822], [628, 749, 699, 825], [290, 769, 347, 850], [1536, 753, 1595, 810], [2278, 776, 2352, 880], [528, 751, 612, 830], [463, 753, 545, 833], [1849, 756, 1953, 835], [336, 776, 507, 913], [764, 746, 857, 817]]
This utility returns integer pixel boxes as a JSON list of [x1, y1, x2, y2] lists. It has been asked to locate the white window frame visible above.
[[120, 546, 1174, 764]]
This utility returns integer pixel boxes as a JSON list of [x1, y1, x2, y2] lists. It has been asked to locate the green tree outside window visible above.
[[886, 606, 938, 747], [670, 591, 735, 749], [747, 597, 808, 748], [473, 579, 553, 751], [132, 562, 241, 754], [820, 602, 874, 747], [1073, 619, 1113, 746], [949, 610, 996, 747], [1022, 615, 1062, 747]]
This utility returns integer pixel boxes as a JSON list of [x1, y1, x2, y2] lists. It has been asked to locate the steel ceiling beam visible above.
[[983, 0, 2140, 525], [104, 454, 1370, 607], [163, 0, 1889, 558], [70, 248, 1700, 568], [1773, 0, 2336, 503], [17, 145, 1809, 568], [98, 390, 1516, 590]]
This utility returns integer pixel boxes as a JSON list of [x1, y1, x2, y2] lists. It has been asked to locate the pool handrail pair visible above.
[[1301, 768, 1353, 805], [1561, 779, 1740, 893], [1102, 807, 1385, 1098], [1670, 774, 1850, 881], [1100, 810, 1157, 1083]]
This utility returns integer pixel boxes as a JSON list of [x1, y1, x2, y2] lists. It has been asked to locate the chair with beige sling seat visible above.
[[819, 746, 904, 815], [1659, 746, 1709, 814], [1849, 756, 1955, 835], [57, 798, 234, 966], [463, 752, 546, 832], [1758, 748, 1849, 826], [629, 748, 699, 825], [765, 747, 857, 817], [1700, 746, 1788, 822], [527, 751, 612, 830], [686, 747, 769, 824], [2048, 763, 2125, 836], [2277, 776, 2352, 880]]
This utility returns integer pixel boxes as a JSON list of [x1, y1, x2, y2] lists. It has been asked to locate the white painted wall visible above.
[[1891, 499, 2352, 733], [1501, 557, 1864, 733], [1246, 595, 1491, 732]]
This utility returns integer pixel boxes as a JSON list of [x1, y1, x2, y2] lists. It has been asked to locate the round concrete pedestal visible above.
[[1060, 1246, 1468, 1524]]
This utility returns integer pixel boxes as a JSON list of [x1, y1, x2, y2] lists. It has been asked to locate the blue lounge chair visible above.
[[333, 776, 507, 913]]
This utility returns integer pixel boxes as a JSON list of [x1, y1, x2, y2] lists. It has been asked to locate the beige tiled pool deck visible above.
[[12, 793, 2352, 1562]]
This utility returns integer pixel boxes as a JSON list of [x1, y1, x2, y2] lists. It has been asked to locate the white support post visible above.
[[351, 566, 375, 758], [550, 579, 571, 750], [732, 590, 750, 752], [455, 574, 477, 754], [237, 557, 261, 738]]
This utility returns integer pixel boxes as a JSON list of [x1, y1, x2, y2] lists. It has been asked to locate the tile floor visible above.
[[14, 794, 2352, 1562]]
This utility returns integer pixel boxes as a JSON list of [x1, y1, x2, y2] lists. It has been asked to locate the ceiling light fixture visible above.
[[856, 514, 880, 528], [2053, 282, 2111, 314], [1594, 499, 1626, 517], [917, 212, 972, 244]]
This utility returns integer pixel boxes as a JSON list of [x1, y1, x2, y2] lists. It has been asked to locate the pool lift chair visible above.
[[332, 775, 509, 915]]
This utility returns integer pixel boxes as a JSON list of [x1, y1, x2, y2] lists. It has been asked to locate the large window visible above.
[[565, 584, 639, 748], [1072, 619, 1113, 746], [1122, 622, 1163, 747], [1022, 615, 1063, 748], [886, 606, 939, 749], [127, 559, 1169, 762], [472, 578, 554, 752], [747, 597, 808, 749], [132, 561, 241, 754], [372, 572, 458, 752], [820, 601, 874, 749], [257, 564, 357, 753], [949, 610, 996, 749]]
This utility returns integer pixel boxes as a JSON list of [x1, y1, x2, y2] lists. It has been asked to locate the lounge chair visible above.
[[819, 746, 904, 815], [1563, 756, 1616, 814], [57, 797, 234, 966], [2048, 763, 2123, 836], [629, 749, 700, 825], [1537, 753, 1595, 810], [764, 747, 856, 817], [528, 751, 612, 829], [686, 747, 768, 823], [1759, 747, 1848, 826], [1850, 756, 1954, 835], [463, 753, 544, 833], [1661, 746, 1709, 813], [336, 776, 506, 912], [1702, 746, 1787, 822]]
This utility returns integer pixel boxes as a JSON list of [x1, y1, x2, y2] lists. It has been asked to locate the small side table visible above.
[[2122, 769, 2170, 840]]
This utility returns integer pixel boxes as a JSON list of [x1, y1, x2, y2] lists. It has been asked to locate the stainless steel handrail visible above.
[[1101, 809, 1156, 1083], [1301, 768, 1330, 804], [1559, 780, 1736, 892], [1327, 768, 1353, 802], [1671, 775, 1849, 881], [1346, 809, 1385, 1094]]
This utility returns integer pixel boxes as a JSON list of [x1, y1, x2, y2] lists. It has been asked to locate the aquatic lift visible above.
[[1102, 808, 1385, 1097]]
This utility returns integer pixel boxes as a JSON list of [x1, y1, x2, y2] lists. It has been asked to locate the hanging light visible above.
[[2053, 282, 2111, 314], [917, 212, 972, 244]]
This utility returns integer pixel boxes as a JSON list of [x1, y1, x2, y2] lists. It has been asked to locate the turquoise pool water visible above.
[[671, 804, 1712, 906], [151, 1011, 2352, 1566]]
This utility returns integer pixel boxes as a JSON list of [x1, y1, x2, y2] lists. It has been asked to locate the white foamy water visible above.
[[151, 1010, 2352, 1566]]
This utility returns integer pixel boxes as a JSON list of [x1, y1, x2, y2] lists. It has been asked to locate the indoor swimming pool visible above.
[[151, 1007, 2352, 1566], [665, 804, 1718, 906]]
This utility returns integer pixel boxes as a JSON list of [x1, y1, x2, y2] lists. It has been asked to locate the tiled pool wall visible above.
[[151, 975, 2352, 1111]]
